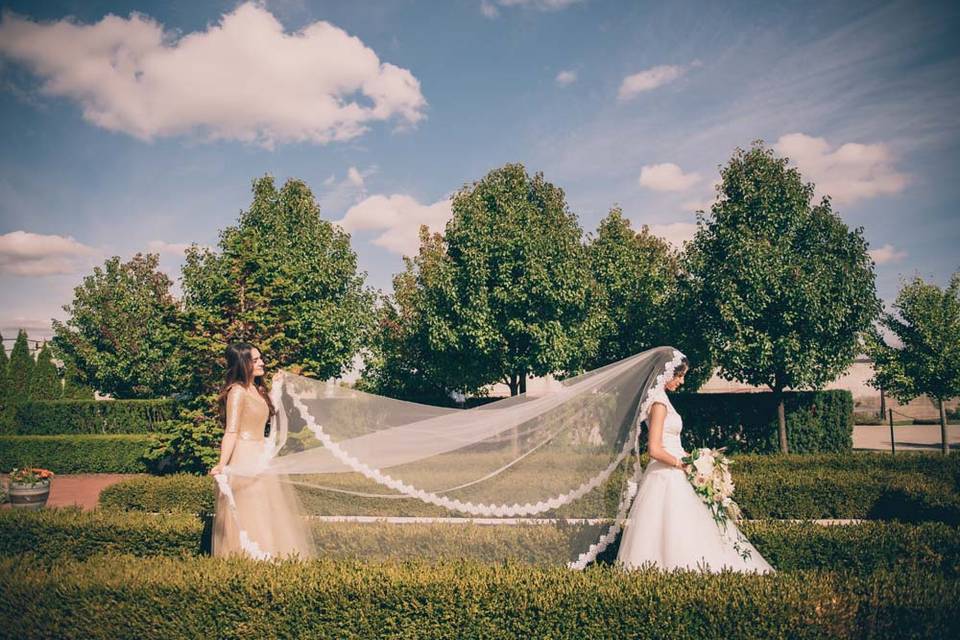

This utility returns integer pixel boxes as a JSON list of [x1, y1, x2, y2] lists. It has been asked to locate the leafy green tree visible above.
[[426, 163, 597, 395], [868, 273, 960, 455], [358, 229, 466, 403], [29, 342, 62, 401], [60, 359, 95, 400], [584, 208, 714, 388], [52, 253, 187, 399], [181, 176, 373, 397], [7, 330, 33, 403], [686, 142, 880, 452], [162, 176, 373, 472], [0, 332, 11, 431]]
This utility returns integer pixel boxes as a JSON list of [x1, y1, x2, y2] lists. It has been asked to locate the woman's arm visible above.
[[646, 403, 684, 469], [209, 386, 243, 476]]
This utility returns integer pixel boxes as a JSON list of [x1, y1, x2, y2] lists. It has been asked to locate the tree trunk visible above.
[[940, 397, 950, 456], [519, 374, 527, 395], [773, 385, 788, 454], [508, 374, 520, 397]]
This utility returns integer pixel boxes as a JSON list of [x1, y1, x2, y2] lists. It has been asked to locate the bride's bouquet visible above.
[[680, 447, 751, 559]]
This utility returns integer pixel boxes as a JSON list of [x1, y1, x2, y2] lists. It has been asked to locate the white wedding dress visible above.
[[616, 387, 774, 573]]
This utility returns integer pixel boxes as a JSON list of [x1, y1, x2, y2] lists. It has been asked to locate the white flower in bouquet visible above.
[[692, 449, 715, 476]]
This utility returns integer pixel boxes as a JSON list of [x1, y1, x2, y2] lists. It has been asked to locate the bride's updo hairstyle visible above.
[[673, 356, 690, 379], [217, 342, 275, 425]]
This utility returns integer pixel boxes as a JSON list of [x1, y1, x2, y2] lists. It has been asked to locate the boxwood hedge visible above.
[[0, 554, 956, 639]]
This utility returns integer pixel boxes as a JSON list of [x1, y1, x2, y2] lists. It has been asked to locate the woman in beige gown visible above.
[[209, 343, 313, 559]]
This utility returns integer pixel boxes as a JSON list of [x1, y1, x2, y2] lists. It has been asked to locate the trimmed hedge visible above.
[[13, 398, 176, 435], [100, 474, 215, 514], [0, 554, 956, 639], [670, 390, 853, 454], [0, 434, 153, 473], [11, 508, 959, 579], [0, 508, 202, 560], [98, 453, 960, 524], [733, 453, 960, 523]]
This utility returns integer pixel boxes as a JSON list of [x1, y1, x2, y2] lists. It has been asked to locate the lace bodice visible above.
[[648, 388, 684, 457], [224, 384, 270, 442]]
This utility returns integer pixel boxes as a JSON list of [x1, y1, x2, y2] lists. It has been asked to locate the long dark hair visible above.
[[217, 342, 275, 425]]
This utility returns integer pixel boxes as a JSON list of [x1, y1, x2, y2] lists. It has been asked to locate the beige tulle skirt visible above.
[[212, 440, 314, 560]]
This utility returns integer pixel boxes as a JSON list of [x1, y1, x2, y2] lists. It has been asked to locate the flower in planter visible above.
[[9, 467, 55, 485]]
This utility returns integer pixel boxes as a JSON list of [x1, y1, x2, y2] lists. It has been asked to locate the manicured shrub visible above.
[[0, 554, 957, 639], [670, 389, 853, 454], [0, 434, 154, 473], [98, 453, 960, 525], [0, 508, 202, 560], [14, 398, 176, 435], [3, 508, 959, 582], [100, 475, 216, 514], [731, 454, 960, 523]]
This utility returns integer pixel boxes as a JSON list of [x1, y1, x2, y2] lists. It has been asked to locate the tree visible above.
[[7, 330, 33, 403], [686, 142, 880, 452], [358, 229, 463, 403], [868, 273, 960, 455], [180, 176, 374, 398], [420, 164, 597, 395], [585, 207, 714, 388], [29, 342, 62, 401], [0, 332, 11, 430], [52, 253, 187, 399], [60, 359, 95, 400]]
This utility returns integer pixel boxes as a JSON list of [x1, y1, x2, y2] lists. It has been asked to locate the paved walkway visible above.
[[2, 473, 142, 511], [853, 424, 960, 451]]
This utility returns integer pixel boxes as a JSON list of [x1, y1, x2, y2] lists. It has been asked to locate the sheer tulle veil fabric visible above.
[[215, 346, 687, 567]]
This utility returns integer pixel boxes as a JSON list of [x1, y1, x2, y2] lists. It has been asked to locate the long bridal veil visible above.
[[217, 346, 686, 568]]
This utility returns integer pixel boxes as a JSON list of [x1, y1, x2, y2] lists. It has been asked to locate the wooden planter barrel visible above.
[[8, 480, 51, 509]]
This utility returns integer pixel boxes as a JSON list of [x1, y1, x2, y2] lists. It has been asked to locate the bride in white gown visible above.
[[617, 355, 774, 573]]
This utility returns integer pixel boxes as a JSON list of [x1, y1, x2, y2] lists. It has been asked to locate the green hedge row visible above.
[[670, 389, 853, 454], [0, 509, 203, 560], [11, 399, 176, 435], [99, 453, 960, 524], [732, 453, 960, 523], [0, 554, 956, 639], [0, 435, 153, 473], [10, 508, 958, 579]]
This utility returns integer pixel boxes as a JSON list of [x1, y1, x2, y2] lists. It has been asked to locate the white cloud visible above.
[[338, 194, 453, 256], [0, 2, 427, 147], [480, 1, 500, 18], [146, 240, 192, 256], [618, 64, 686, 101], [555, 70, 577, 87], [0, 230, 99, 276], [638, 163, 701, 192], [319, 166, 376, 215], [774, 133, 908, 205], [645, 222, 698, 250], [869, 243, 908, 265], [346, 167, 365, 187], [491, 0, 583, 12]]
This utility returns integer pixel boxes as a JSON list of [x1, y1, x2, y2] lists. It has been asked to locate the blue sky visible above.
[[0, 0, 957, 343]]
